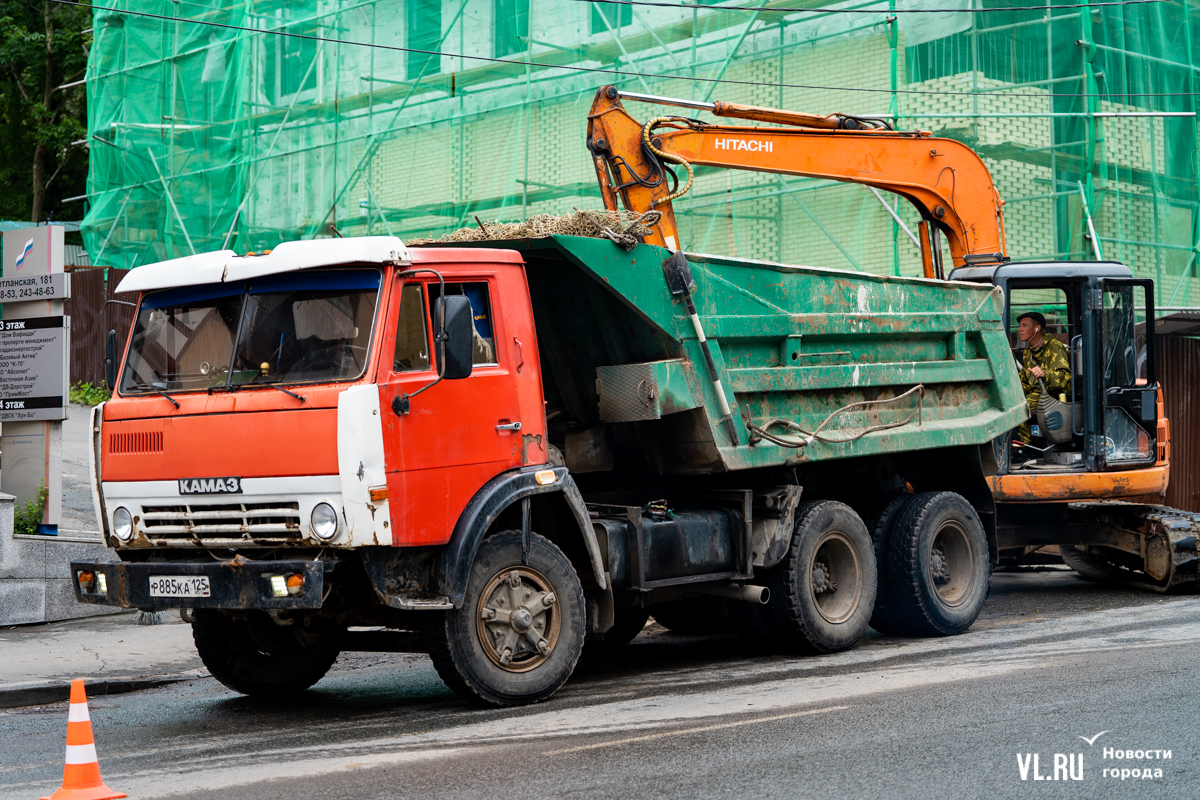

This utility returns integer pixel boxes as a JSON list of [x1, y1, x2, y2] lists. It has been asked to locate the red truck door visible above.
[[378, 270, 525, 546]]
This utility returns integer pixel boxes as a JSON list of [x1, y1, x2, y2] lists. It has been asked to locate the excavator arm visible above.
[[586, 86, 1008, 274]]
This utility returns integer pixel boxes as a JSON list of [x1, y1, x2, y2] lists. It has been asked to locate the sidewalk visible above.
[[0, 402, 125, 626], [0, 610, 206, 707]]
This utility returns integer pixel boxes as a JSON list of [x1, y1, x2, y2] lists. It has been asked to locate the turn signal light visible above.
[[77, 571, 95, 591], [535, 469, 557, 486], [268, 573, 304, 598], [369, 487, 388, 503]]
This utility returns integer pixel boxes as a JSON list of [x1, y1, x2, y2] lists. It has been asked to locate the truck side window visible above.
[[393, 283, 431, 372], [430, 281, 497, 365]]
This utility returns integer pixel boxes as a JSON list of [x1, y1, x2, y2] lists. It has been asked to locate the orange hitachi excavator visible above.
[[587, 85, 1198, 593]]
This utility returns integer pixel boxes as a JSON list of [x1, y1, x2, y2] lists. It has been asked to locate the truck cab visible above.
[[96, 239, 546, 554]]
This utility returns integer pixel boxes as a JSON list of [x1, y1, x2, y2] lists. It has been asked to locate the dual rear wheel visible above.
[[738, 492, 990, 653], [873, 491, 991, 637]]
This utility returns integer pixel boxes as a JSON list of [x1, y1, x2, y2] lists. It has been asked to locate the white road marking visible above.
[[545, 705, 847, 754]]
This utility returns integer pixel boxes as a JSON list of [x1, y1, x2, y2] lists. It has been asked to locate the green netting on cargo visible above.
[[82, 0, 1200, 309]]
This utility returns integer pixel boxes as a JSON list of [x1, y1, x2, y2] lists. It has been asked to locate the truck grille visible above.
[[140, 502, 302, 538], [110, 431, 164, 455]]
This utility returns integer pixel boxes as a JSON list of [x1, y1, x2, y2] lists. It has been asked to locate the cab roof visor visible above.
[[114, 236, 412, 294]]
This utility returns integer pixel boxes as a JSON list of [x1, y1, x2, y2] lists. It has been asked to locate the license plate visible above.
[[148, 575, 211, 598]]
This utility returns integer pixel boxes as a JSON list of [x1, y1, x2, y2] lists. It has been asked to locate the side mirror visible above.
[[104, 330, 118, 391], [434, 295, 474, 380]]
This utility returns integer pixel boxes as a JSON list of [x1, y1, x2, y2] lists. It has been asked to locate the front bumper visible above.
[[70, 558, 325, 610]]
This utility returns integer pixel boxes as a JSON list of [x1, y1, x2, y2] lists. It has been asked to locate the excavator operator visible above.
[[1014, 311, 1071, 443]]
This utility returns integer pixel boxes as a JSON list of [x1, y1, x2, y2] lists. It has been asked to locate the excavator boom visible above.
[[587, 86, 1008, 273]]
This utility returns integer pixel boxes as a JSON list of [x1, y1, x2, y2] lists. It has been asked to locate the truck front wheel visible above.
[[881, 491, 990, 636], [764, 501, 877, 654], [191, 610, 339, 697], [426, 530, 586, 707]]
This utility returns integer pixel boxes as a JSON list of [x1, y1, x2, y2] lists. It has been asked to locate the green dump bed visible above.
[[467, 235, 1027, 474]]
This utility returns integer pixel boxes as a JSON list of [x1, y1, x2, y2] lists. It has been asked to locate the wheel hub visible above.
[[477, 568, 561, 672], [510, 607, 533, 632], [929, 521, 975, 607], [812, 561, 837, 594], [930, 547, 950, 585], [809, 532, 862, 624]]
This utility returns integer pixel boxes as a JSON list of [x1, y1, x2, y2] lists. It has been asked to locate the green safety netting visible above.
[[82, 0, 1200, 309]]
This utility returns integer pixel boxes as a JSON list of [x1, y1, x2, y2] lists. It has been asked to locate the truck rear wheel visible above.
[[866, 494, 911, 636], [426, 530, 585, 707], [191, 610, 339, 697], [882, 492, 990, 637], [763, 501, 876, 654]]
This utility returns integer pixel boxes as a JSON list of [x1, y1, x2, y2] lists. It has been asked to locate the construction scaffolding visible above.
[[82, 0, 1200, 308]]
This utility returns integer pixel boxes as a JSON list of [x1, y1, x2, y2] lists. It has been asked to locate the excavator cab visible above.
[[950, 261, 1198, 593], [948, 261, 1162, 483]]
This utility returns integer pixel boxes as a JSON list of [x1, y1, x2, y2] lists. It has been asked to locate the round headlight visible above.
[[311, 502, 338, 541], [112, 507, 133, 541]]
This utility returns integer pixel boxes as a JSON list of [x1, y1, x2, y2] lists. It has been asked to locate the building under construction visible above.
[[81, 0, 1200, 506], [80, 0, 1198, 295]]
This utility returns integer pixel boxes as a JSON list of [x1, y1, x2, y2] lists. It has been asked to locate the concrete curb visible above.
[[0, 668, 209, 708]]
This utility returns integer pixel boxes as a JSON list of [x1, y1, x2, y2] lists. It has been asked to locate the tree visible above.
[[0, 0, 90, 222]]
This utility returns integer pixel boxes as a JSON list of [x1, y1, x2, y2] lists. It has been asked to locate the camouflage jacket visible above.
[[1020, 336, 1072, 404]]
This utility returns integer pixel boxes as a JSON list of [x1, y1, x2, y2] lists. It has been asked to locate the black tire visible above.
[[1059, 545, 1128, 583], [762, 501, 877, 654], [867, 494, 913, 636], [426, 530, 586, 707], [604, 603, 651, 646], [651, 596, 732, 636], [583, 603, 650, 659], [884, 491, 990, 637], [191, 610, 339, 697]]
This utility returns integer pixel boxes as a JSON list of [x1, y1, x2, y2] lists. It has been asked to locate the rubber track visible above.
[[1067, 502, 1200, 593]]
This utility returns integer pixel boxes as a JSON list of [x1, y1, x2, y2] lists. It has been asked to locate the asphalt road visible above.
[[3, 568, 1197, 800]]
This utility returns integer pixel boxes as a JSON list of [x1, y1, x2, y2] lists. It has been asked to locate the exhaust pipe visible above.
[[693, 584, 770, 604]]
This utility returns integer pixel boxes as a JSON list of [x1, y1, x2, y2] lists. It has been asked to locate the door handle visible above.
[[496, 421, 522, 432]]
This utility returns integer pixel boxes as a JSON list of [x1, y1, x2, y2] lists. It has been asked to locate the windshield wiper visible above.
[[129, 383, 181, 409], [257, 382, 306, 404]]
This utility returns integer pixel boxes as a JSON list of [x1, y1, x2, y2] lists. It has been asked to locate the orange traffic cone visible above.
[[40, 679, 126, 800]]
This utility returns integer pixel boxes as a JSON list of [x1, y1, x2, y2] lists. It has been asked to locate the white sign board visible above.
[[0, 272, 69, 303], [0, 315, 69, 421]]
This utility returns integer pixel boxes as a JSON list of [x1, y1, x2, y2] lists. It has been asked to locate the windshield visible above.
[[120, 268, 380, 394]]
